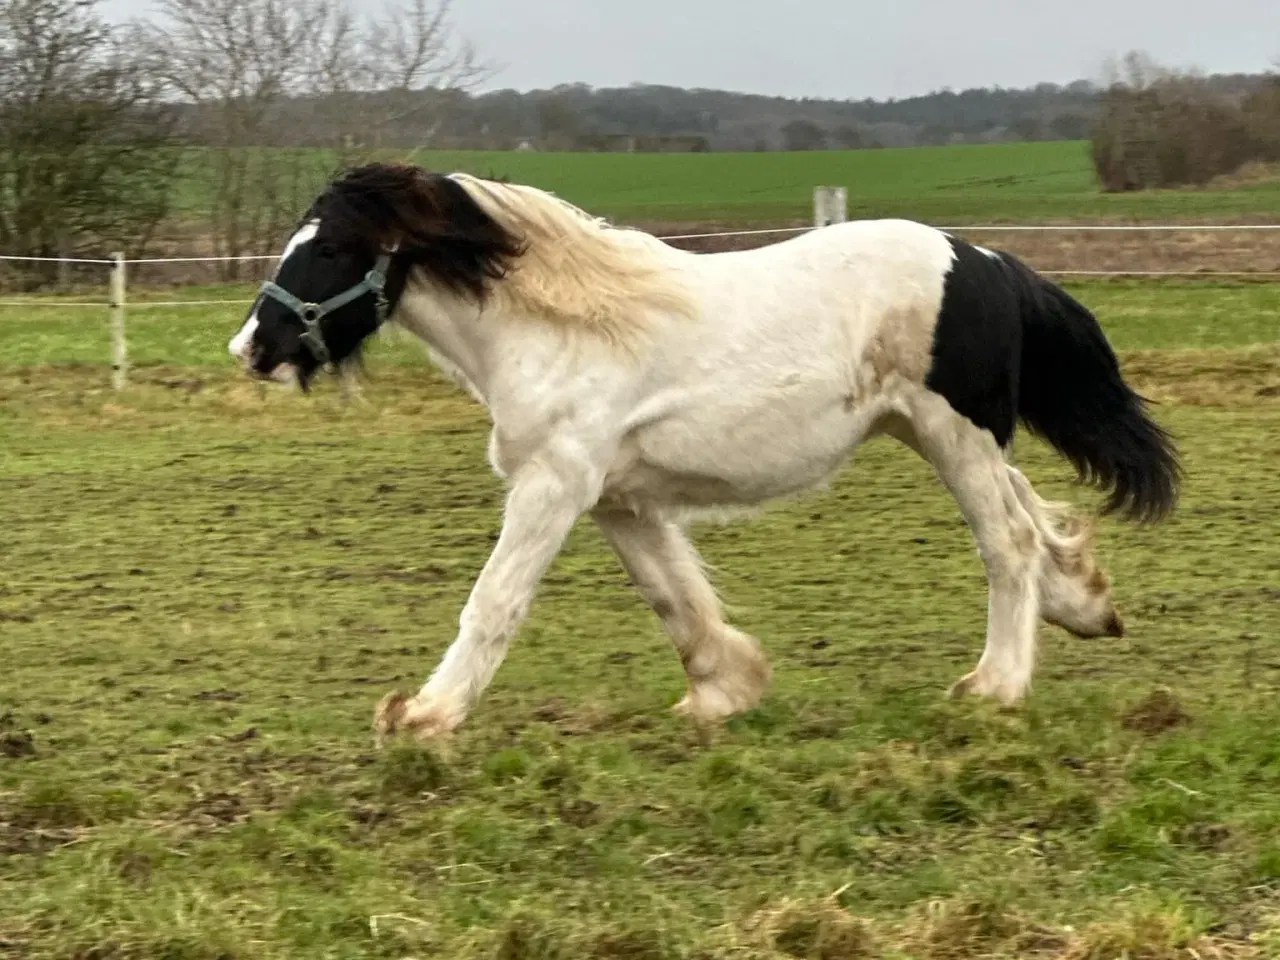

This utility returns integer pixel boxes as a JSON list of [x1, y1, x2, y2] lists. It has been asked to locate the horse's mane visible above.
[[312, 163, 696, 346]]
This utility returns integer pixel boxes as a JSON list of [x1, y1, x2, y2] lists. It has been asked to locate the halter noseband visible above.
[[256, 252, 393, 368]]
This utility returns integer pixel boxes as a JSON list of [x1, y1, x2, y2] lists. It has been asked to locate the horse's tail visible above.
[[1004, 254, 1181, 523]]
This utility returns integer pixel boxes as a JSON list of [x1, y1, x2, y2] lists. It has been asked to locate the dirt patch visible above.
[[182, 791, 248, 827], [0, 732, 36, 759], [532, 698, 572, 723], [0, 821, 78, 856], [1122, 688, 1192, 735], [1121, 344, 1280, 407], [194, 689, 241, 702], [558, 798, 602, 828], [1205, 160, 1280, 190]]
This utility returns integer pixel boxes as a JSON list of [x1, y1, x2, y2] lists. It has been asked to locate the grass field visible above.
[[171, 142, 1280, 225], [2, 280, 1279, 959]]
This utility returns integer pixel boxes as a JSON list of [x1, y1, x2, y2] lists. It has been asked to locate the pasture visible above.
[[170, 142, 1280, 226], [2, 276, 1279, 959]]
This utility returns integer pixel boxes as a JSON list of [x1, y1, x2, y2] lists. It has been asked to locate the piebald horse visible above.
[[228, 163, 1180, 742]]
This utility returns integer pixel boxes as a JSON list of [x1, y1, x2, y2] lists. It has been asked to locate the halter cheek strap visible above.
[[257, 252, 393, 369]]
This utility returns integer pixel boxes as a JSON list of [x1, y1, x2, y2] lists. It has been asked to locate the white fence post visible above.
[[110, 252, 127, 390], [813, 186, 848, 227]]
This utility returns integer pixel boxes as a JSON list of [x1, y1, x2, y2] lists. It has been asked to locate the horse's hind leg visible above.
[[900, 396, 1044, 704], [1006, 466, 1125, 639], [592, 507, 771, 722]]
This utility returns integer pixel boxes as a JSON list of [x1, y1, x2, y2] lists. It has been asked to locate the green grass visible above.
[[170, 142, 1280, 225], [1, 282, 1279, 958]]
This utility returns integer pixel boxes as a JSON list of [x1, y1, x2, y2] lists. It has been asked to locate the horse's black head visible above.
[[228, 163, 524, 387]]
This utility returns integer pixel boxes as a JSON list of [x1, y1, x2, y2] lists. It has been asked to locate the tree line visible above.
[[2, 0, 1278, 288]]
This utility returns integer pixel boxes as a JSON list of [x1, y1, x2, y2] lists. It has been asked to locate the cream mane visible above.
[[447, 173, 698, 346]]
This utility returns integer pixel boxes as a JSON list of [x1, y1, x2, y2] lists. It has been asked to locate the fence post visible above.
[[57, 237, 70, 292], [110, 252, 128, 390], [813, 186, 848, 227]]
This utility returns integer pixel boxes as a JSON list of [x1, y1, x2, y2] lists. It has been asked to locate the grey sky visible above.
[[100, 0, 1280, 101]]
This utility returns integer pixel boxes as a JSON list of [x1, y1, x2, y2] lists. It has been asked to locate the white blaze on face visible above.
[[226, 219, 320, 363], [279, 220, 320, 265]]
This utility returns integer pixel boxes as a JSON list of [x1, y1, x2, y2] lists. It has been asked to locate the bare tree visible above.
[[1242, 65, 1280, 162], [140, 0, 490, 278], [320, 0, 491, 156], [0, 0, 176, 287], [1091, 51, 1262, 192]]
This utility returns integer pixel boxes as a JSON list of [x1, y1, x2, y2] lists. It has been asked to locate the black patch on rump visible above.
[[924, 238, 1023, 448], [925, 235, 1181, 522]]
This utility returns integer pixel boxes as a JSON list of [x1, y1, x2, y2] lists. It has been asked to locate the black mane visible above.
[[309, 163, 526, 301]]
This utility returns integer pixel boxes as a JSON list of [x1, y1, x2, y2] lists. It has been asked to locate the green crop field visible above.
[[1, 277, 1279, 959], [171, 142, 1280, 226]]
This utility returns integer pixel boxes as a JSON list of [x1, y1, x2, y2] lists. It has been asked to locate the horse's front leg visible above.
[[374, 451, 602, 742]]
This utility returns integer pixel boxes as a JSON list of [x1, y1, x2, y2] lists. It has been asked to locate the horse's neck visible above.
[[394, 286, 492, 406]]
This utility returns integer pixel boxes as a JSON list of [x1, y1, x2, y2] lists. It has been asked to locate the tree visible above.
[[1008, 116, 1044, 141], [781, 119, 827, 151], [139, 0, 489, 278], [832, 125, 865, 149], [1048, 112, 1091, 141], [534, 91, 581, 148], [1241, 71, 1280, 161], [0, 0, 177, 287], [310, 0, 493, 152], [1091, 52, 1259, 191]]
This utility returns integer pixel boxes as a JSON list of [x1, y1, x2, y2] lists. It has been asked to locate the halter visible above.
[[256, 252, 393, 368]]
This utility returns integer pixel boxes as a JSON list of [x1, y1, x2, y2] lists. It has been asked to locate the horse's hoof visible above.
[[948, 671, 1027, 706], [373, 690, 462, 745], [373, 689, 414, 746], [948, 673, 978, 699]]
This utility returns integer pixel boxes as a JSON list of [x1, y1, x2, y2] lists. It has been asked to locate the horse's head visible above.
[[228, 163, 523, 387]]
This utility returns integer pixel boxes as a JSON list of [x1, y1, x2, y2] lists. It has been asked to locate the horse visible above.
[[227, 162, 1181, 743]]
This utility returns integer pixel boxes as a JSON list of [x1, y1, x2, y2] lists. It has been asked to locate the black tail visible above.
[[1005, 255, 1181, 523]]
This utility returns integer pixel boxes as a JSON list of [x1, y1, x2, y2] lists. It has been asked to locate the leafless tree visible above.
[[0, 0, 176, 288], [320, 0, 492, 156], [1092, 51, 1266, 192], [139, 0, 490, 278], [1241, 62, 1280, 162]]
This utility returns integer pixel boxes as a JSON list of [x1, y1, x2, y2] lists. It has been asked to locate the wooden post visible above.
[[57, 236, 70, 292], [813, 186, 848, 228], [110, 252, 127, 390]]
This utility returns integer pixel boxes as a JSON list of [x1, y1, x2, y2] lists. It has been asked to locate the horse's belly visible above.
[[604, 396, 872, 509]]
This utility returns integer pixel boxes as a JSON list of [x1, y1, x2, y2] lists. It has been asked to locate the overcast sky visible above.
[[100, 0, 1280, 101]]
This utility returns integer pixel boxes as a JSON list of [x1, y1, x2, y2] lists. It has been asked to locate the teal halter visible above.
[[257, 252, 393, 368]]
